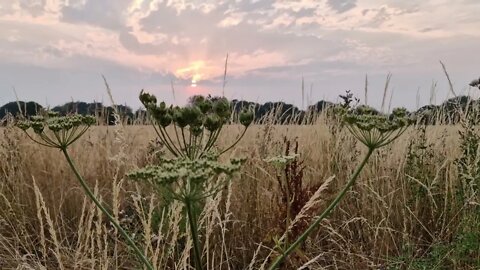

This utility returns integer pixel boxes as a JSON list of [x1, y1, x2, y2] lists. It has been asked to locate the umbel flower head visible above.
[[139, 90, 254, 159], [264, 154, 300, 167], [342, 105, 412, 149], [128, 155, 244, 201], [470, 77, 480, 89], [16, 112, 96, 149]]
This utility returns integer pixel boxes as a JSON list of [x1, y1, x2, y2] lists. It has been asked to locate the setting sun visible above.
[[176, 61, 207, 88]]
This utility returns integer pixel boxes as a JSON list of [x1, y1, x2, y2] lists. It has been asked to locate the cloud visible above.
[[60, 0, 132, 30], [327, 0, 357, 13], [18, 0, 47, 17], [1, 0, 479, 110]]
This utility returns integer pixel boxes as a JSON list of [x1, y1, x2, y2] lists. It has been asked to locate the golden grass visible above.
[[0, 120, 472, 269]]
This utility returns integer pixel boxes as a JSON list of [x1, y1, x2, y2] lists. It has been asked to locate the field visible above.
[[1, 114, 479, 269]]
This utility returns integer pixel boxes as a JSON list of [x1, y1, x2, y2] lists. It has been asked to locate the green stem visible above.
[[185, 198, 204, 270], [61, 148, 154, 270], [268, 147, 375, 270]]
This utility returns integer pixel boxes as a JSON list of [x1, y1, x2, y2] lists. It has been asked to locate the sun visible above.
[[191, 74, 202, 87], [176, 61, 206, 87]]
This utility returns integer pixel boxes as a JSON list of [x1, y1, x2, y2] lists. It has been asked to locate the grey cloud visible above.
[[229, 0, 275, 12], [139, 2, 225, 37], [61, 0, 132, 30], [364, 7, 391, 28], [419, 27, 436, 33], [0, 55, 177, 107], [39, 45, 67, 58], [4, 0, 480, 111], [136, 3, 346, 61], [327, 0, 357, 13], [19, 0, 46, 17]]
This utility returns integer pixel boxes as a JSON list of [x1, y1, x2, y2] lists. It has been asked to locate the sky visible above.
[[0, 0, 479, 111]]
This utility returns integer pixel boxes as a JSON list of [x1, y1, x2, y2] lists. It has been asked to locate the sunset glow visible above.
[[0, 0, 478, 108]]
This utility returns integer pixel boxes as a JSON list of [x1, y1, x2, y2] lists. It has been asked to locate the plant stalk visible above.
[[185, 198, 204, 270], [268, 147, 375, 270], [61, 148, 155, 270]]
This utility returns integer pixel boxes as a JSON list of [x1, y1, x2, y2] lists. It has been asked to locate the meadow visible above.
[[0, 103, 479, 269]]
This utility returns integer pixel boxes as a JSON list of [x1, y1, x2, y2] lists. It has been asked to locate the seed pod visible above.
[[47, 111, 59, 117], [31, 121, 45, 134], [469, 78, 480, 88], [190, 125, 202, 136], [183, 106, 203, 126], [158, 113, 172, 127], [198, 100, 213, 114], [139, 90, 157, 106], [239, 110, 254, 127], [83, 115, 97, 126], [213, 98, 231, 119], [31, 115, 45, 122], [16, 120, 31, 130], [204, 113, 221, 132], [173, 108, 188, 128]]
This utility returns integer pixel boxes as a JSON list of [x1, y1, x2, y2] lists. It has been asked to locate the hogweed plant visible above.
[[131, 91, 253, 270], [128, 155, 244, 270], [139, 90, 254, 159], [268, 105, 412, 270], [16, 112, 154, 270]]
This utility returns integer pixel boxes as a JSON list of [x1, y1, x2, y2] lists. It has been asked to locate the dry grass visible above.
[[0, 114, 476, 269]]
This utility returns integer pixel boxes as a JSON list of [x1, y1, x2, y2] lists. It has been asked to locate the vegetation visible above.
[[1, 79, 480, 269]]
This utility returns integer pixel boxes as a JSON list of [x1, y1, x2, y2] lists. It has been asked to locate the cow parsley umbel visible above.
[[343, 106, 411, 149], [134, 91, 252, 270], [140, 90, 253, 159], [129, 156, 244, 270], [268, 106, 412, 269], [16, 113, 95, 149], [16, 113, 154, 270]]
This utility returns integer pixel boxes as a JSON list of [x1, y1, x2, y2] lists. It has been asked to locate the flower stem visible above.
[[268, 147, 375, 270], [185, 198, 204, 270], [61, 148, 154, 270]]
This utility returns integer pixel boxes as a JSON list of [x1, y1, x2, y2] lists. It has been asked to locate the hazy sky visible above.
[[0, 0, 479, 110]]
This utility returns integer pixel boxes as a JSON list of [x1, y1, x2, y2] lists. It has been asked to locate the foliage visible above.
[[15, 111, 155, 270], [0, 101, 43, 120], [139, 90, 253, 159], [132, 90, 253, 269], [268, 103, 412, 269]]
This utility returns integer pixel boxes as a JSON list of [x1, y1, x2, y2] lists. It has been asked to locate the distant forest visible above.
[[1, 80, 480, 126], [0, 96, 477, 125]]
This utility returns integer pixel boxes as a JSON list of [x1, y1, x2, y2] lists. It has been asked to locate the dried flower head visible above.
[[16, 113, 96, 149], [342, 105, 412, 149]]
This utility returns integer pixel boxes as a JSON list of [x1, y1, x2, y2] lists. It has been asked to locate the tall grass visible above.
[[0, 100, 479, 269]]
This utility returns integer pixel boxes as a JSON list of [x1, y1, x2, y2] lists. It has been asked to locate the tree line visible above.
[[1, 94, 480, 125]]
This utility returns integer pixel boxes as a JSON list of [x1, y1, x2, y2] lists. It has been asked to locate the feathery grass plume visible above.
[[15, 112, 154, 270], [139, 90, 254, 159], [268, 105, 413, 269]]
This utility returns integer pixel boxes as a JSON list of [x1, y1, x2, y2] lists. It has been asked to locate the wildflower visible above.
[[16, 113, 96, 149], [470, 78, 480, 89], [264, 154, 299, 167], [342, 105, 412, 149], [139, 91, 253, 159], [239, 109, 254, 127], [128, 156, 244, 201]]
